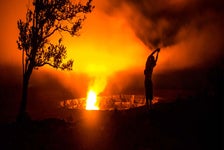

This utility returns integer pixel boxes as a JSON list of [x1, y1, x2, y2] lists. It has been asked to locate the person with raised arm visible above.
[[144, 48, 160, 110]]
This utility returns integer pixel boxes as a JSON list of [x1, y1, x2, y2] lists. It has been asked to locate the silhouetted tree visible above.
[[16, 0, 94, 122]]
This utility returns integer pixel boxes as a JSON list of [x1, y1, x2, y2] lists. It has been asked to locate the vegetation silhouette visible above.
[[144, 48, 160, 110], [16, 0, 94, 122]]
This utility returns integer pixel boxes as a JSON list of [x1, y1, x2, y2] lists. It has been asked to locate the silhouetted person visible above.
[[144, 48, 160, 110]]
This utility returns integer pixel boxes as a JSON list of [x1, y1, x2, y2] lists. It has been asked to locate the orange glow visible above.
[[85, 76, 106, 110], [4, 0, 222, 102], [152, 97, 159, 104], [86, 90, 99, 110], [59, 8, 149, 96], [64, 9, 148, 75]]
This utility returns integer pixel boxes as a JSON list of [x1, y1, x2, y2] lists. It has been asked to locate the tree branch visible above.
[[43, 26, 59, 40], [36, 61, 72, 70], [36, 62, 54, 68]]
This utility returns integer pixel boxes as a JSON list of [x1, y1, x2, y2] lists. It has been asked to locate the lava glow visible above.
[[86, 90, 99, 110]]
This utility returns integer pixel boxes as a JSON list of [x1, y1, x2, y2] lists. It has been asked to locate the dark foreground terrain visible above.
[[0, 93, 222, 150]]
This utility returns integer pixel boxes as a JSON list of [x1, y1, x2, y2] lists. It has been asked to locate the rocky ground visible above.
[[0, 93, 222, 150]]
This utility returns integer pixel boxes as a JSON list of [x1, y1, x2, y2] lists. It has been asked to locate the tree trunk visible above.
[[17, 64, 33, 123]]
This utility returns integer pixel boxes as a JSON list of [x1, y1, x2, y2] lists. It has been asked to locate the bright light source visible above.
[[86, 90, 99, 110]]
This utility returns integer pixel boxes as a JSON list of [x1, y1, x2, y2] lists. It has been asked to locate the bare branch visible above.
[[43, 26, 59, 40]]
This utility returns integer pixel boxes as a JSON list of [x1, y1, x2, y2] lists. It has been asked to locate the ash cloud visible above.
[[104, 0, 224, 49], [94, 0, 224, 93]]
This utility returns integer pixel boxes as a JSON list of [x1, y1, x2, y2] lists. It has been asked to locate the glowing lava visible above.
[[86, 90, 99, 110]]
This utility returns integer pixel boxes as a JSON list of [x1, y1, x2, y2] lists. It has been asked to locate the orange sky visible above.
[[0, 0, 223, 97], [0, 0, 150, 96]]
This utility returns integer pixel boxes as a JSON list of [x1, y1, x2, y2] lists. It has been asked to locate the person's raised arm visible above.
[[155, 48, 160, 62], [148, 48, 160, 58]]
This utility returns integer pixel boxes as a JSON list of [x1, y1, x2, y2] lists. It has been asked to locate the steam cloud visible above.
[[99, 0, 224, 70], [104, 0, 224, 47]]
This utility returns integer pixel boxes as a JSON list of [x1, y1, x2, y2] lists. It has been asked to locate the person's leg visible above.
[[149, 99, 152, 109], [145, 90, 149, 110], [146, 99, 149, 110], [145, 80, 150, 110], [149, 81, 153, 110]]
